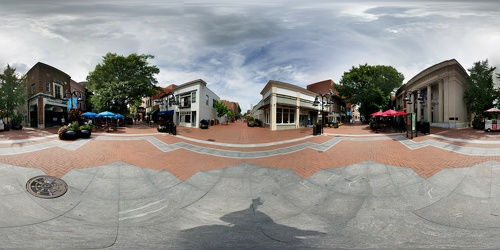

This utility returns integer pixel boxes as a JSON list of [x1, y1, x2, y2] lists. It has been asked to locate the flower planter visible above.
[[79, 129, 91, 138], [63, 130, 78, 140], [12, 125, 23, 130]]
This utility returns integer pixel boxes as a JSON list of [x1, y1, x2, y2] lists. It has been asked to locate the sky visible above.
[[1, 0, 499, 112]]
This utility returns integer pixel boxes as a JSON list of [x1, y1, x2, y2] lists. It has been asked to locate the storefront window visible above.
[[180, 112, 191, 123], [276, 107, 295, 124], [276, 108, 282, 124]]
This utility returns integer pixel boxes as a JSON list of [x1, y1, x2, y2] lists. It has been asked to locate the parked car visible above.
[[0, 120, 4, 131]]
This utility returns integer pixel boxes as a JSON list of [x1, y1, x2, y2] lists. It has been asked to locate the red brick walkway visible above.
[[1, 122, 499, 180]]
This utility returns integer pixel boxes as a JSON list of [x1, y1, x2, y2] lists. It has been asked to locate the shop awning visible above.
[[157, 110, 174, 115], [147, 108, 158, 115]]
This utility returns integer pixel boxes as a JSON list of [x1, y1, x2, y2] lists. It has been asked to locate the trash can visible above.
[[333, 122, 338, 128], [316, 124, 322, 135], [171, 124, 176, 135], [422, 122, 430, 134], [313, 125, 318, 136]]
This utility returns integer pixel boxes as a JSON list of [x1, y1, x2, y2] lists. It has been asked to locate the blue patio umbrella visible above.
[[115, 114, 125, 119], [97, 111, 116, 118], [81, 112, 98, 118]]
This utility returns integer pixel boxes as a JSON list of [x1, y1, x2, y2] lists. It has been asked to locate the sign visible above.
[[406, 113, 417, 139], [67, 97, 78, 109]]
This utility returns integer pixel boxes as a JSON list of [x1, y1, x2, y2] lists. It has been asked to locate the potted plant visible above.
[[79, 124, 92, 138], [60, 122, 79, 140], [11, 113, 23, 130]]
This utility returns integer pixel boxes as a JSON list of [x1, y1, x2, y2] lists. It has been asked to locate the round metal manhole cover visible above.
[[26, 175, 68, 199]]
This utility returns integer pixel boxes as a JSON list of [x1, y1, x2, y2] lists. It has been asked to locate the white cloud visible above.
[[0, 0, 499, 112]]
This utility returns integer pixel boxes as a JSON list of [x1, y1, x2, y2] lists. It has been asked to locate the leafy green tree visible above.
[[0, 65, 27, 123], [464, 59, 498, 117], [227, 109, 235, 122], [86, 53, 160, 114], [214, 100, 228, 124], [335, 64, 404, 120], [235, 104, 242, 120]]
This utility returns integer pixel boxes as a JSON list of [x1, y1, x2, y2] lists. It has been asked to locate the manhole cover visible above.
[[26, 175, 68, 199]]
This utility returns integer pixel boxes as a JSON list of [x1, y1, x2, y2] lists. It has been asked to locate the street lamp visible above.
[[63, 90, 83, 109], [403, 89, 424, 139], [312, 89, 335, 134], [154, 92, 177, 110]]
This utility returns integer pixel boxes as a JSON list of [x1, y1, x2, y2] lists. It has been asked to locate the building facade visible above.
[[306, 80, 347, 124], [25, 62, 74, 128], [221, 100, 240, 122], [171, 79, 220, 128], [395, 59, 469, 129], [252, 80, 320, 131]]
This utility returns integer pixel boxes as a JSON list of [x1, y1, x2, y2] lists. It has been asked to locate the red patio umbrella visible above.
[[395, 111, 406, 116], [485, 107, 500, 113], [371, 111, 384, 117], [382, 109, 399, 117]]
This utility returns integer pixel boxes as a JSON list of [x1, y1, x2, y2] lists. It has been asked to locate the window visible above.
[[276, 107, 295, 124], [213, 99, 216, 108], [55, 85, 62, 99], [180, 111, 191, 123], [31, 84, 35, 94], [46, 83, 50, 92], [206, 95, 209, 105], [191, 92, 196, 103], [180, 95, 191, 108]]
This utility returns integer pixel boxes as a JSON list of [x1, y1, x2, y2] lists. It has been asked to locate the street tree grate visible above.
[[26, 175, 68, 199]]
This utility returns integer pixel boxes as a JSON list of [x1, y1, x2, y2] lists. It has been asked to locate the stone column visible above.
[[410, 93, 414, 114], [417, 90, 422, 121], [270, 93, 277, 131], [439, 79, 444, 122], [426, 85, 432, 122], [37, 97, 45, 129]]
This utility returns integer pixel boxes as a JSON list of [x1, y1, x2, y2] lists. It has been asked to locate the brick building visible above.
[[306, 79, 347, 123], [221, 100, 240, 121], [25, 62, 80, 128]]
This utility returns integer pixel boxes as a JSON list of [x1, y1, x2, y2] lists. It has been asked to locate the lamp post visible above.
[[312, 89, 335, 135], [403, 89, 424, 139], [154, 92, 177, 115]]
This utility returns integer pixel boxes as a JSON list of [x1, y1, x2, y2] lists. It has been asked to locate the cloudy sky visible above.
[[1, 0, 499, 111]]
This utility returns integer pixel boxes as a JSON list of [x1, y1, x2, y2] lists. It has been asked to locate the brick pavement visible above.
[[0, 122, 499, 180]]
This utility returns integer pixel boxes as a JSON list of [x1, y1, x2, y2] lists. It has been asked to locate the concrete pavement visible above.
[[0, 122, 500, 248]]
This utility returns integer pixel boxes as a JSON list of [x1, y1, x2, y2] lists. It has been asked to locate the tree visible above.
[[86, 53, 160, 114], [227, 109, 235, 122], [335, 64, 404, 120], [214, 100, 228, 124], [464, 59, 498, 117], [0, 65, 27, 124], [235, 104, 242, 120]]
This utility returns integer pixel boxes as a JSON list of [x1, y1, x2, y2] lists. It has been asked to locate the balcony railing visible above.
[[179, 102, 191, 109]]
